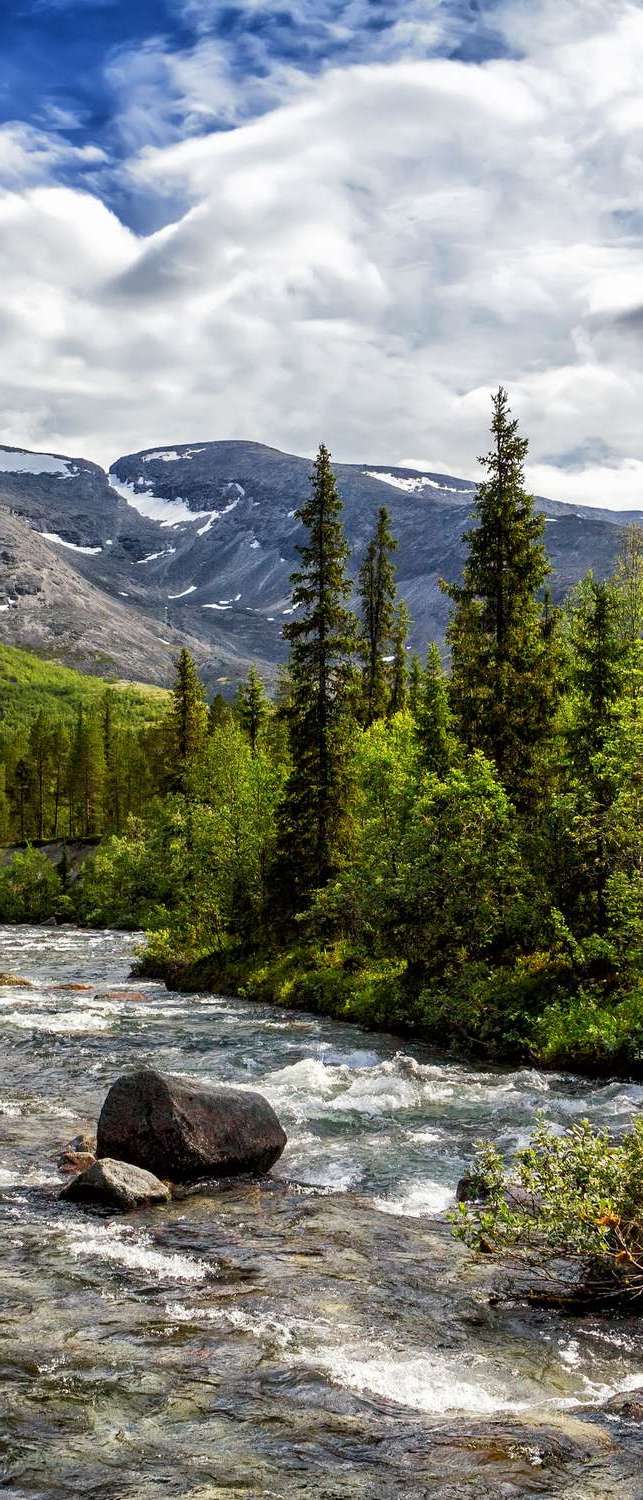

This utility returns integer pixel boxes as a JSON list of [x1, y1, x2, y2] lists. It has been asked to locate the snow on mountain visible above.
[[0, 448, 81, 478]]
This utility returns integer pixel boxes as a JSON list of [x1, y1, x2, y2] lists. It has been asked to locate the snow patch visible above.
[[134, 549, 175, 564], [110, 475, 211, 528], [364, 470, 471, 497], [249, 539, 260, 549], [40, 532, 102, 555], [142, 448, 206, 463], [202, 603, 232, 610], [168, 585, 197, 599], [0, 448, 81, 478]]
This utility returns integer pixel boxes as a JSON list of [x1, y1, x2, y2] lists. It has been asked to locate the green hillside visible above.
[[0, 644, 169, 735]]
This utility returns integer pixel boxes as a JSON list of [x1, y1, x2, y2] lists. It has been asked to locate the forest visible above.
[[1, 390, 641, 1076]]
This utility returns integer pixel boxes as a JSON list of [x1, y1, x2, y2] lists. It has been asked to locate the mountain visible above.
[[0, 440, 639, 691]]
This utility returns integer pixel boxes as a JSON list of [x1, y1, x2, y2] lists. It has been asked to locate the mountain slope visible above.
[[0, 440, 638, 689]]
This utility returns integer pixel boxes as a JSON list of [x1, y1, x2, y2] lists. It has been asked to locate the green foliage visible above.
[[416, 643, 457, 776], [236, 666, 269, 755], [162, 648, 208, 791], [452, 1116, 643, 1301], [444, 387, 560, 805], [275, 443, 358, 909], [0, 846, 63, 922], [0, 642, 167, 734], [388, 600, 411, 715], [357, 505, 399, 725]]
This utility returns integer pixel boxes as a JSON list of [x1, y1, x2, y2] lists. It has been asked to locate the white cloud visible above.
[[0, 0, 642, 507]]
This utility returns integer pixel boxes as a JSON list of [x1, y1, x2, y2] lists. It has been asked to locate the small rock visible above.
[[0, 973, 32, 988], [101, 990, 147, 1003], [58, 1149, 96, 1175], [68, 1132, 98, 1154], [60, 1158, 170, 1211], [51, 983, 94, 992]]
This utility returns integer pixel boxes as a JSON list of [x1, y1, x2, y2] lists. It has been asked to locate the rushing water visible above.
[[1, 925, 641, 1499]]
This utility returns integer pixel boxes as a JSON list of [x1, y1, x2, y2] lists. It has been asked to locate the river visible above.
[[1, 925, 641, 1498]]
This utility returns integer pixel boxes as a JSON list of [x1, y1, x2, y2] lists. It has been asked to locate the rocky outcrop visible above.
[[97, 1068, 287, 1181], [60, 1157, 170, 1211]]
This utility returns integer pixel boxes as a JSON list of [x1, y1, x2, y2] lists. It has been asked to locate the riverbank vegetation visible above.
[[0, 390, 640, 1074], [453, 1116, 643, 1304]]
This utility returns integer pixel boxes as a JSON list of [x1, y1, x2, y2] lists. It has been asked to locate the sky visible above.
[[0, 0, 642, 506]]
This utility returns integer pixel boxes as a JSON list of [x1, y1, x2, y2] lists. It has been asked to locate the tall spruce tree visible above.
[[444, 387, 555, 802], [358, 506, 398, 725], [237, 666, 268, 756], [388, 600, 411, 715], [165, 648, 208, 791], [275, 444, 357, 908]]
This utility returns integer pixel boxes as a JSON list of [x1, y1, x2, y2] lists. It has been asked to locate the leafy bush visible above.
[[452, 1116, 643, 1303], [0, 846, 63, 922]]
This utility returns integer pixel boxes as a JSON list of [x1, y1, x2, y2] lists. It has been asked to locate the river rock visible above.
[[58, 1149, 96, 1175], [96, 1068, 287, 1181], [60, 1157, 170, 1211], [0, 973, 32, 988]]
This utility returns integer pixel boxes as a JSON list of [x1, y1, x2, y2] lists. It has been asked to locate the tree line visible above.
[[1, 388, 641, 1073]]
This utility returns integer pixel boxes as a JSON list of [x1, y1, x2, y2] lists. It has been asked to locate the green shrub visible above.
[[452, 1116, 643, 1304], [0, 846, 63, 922]]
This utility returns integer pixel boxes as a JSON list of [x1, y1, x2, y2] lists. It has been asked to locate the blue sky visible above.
[[1, 1, 509, 226], [0, 0, 642, 506]]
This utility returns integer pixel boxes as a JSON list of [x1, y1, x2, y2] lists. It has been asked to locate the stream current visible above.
[[0, 925, 641, 1498]]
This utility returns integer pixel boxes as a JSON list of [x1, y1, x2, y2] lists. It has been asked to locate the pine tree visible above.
[[358, 507, 398, 725], [165, 648, 208, 791], [570, 579, 625, 776], [208, 693, 233, 734], [417, 643, 456, 776], [12, 758, 31, 842], [408, 653, 423, 718], [237, 666, 268, 756], [29, 711, 56, 839], [275, 444, 358, 908], [69, 706, 105, 836], [443, 387, 555, 803], [102, 690, 121, 833], [388, 600, 411, 715]]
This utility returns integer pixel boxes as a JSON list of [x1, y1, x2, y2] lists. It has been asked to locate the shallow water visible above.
[[0, 925, 641, 1498]]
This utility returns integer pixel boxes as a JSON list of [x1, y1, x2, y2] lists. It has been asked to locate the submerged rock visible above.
[[0, 973, 32, 988], [97, 1067, 287, 1181], [60, 1157, 170, 1211]]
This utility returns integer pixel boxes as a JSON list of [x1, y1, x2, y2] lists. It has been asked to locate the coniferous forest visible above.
[[1, 391, 641, 1076]]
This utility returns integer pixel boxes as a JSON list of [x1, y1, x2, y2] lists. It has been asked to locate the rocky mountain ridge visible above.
[[0, 440, 639, 690]]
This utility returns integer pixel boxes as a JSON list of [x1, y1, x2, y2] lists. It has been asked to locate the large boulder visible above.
[[60, 1158, 170, 1211], [96, 1069, 287, 1182]]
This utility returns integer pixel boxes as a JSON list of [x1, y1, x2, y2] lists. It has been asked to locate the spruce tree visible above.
[[408, 653, 423, 719], [165, 648, 208, 791], [388, 600, 411, 715], [237, 666, 268, 756], [69, 707, 105, 836], [417, 643, 456, 776], [570, 579, 625, 776], [444, 387, 555, 803], [358, 506, 398, 725], [276, 444, 358, 908], [208, 693, 233, 734]]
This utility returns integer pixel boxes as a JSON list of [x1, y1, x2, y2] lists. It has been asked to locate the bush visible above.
[[452, 1116, 643, 1304], [0, 846, 63, 922]]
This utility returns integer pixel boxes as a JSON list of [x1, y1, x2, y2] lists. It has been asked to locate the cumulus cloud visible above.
[[0, 0, 642, 507]]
